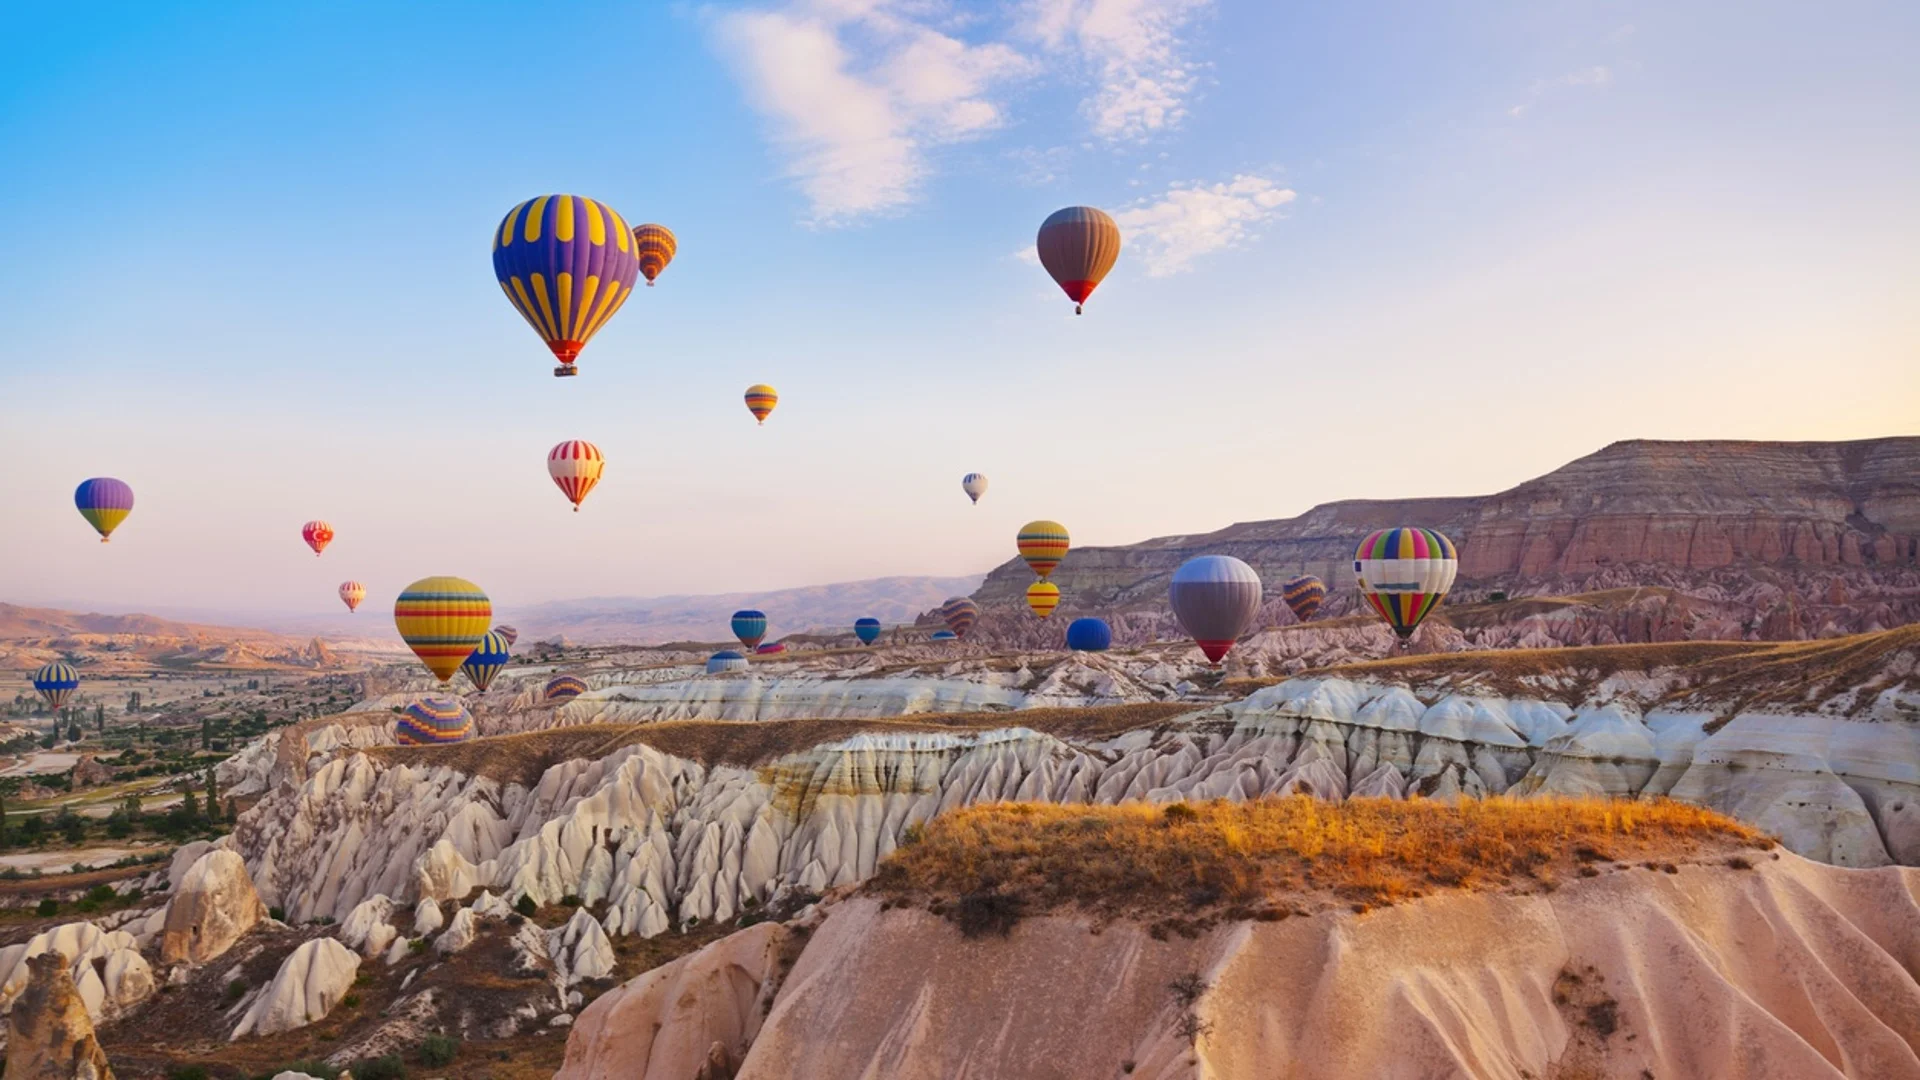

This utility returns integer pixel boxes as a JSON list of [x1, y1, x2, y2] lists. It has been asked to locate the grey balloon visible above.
[[1168, 555, 1263, 663]]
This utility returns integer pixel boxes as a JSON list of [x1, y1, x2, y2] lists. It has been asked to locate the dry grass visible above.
[[870, 796, 1769, 928], [371, 702, 1199, 786]]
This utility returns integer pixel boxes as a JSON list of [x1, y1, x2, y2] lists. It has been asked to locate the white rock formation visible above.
[[434, 907, 478, 956], [338, 895, 398, 959], [230, 937, 361, 1040], [0, 923, 153, 1024], [412, 897, 444, 935], [161, 849, 267, 965], [549, 909, 616, 985]]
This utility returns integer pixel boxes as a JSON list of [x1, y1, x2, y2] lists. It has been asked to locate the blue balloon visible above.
[[731, 610, 768, 649], [930, 629, 958, 641], [1065, 617, 1112, 652], [854, 617, 881, 645], [706, 650, 749, 675]]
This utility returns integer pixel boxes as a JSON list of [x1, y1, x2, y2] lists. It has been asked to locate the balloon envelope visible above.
[[1281, 575, 1327, 623], [633, 224, 676, 285], [32, 663, 78, 710], [854, 618, 882, 645], [745, 384, 778, 424], [302, 520, 334, 556], [73, 478, 133, 543], [493, 625, 519, 647], [394, 576, 493, 684], [543, 675, 588, 703], [731, 610, 768, 649], [1016, 520, 1070, 579], [940, 597, 979, 639], [338, 581, 365, 613], [460, 631, 512, 693], [1169, 556, 1263, 664], [396, 695, 474, 746], [1026, 581, 1061, 619], [548, 440, 605, 512], [962, 473, 988, 504], [1036, 206, 1122, 313], [1065, 617, 1112, 652], [755, 642, 787, 655], [706, 650, 749, 674], [930, 630, 958, 641], [493, 195, 641, 376], [1354, 528, 1458, 642]]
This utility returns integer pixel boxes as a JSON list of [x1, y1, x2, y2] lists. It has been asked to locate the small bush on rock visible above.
[[514, 894, 537, 917], [417, 1033, 460, 1066]]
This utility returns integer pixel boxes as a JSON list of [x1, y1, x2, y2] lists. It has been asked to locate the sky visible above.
[[1, 0, 1916, 623]]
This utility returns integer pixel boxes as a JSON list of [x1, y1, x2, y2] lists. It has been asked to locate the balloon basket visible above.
[[554, 364, 578, 377]]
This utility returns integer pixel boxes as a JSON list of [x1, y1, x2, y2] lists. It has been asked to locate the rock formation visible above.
[[229, 937, 360, 1040], [562, 854, 1920, 1079], [0, 923, 153, 1025], [161, 849, 266, 965], [5, 954, 115, 1080]]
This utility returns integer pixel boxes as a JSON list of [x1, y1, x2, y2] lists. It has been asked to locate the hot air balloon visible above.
[[493, 194, 642, 377], [1026, 581, 1061, 619], [940, 597, 979, 639], [1017, 520, 1070, 579], [548, 440, 605, 512], [302, 520, 334, 557], [706, 650, 749, 674], [494, 625, 519, 647], [854, 617, 882, 645], [744, 384, 778, 425], [632, 224, 676, 286], [73, 478, 133, 543], [396, 695, 474, 746], [460, 631, 512, 693], [1281, 575, 1327, 624], [1066, 617, 1112, 652], [338, 581, 366, 613], [731, 610, 768, 650], [32, 663, 78, 711], [930, 630, 958, 642], [543, 674, 588, 703], [962, 473, 988, 505], [394, 576, 492, 684], [1169, 555, 1263, 665], [1036, 206, 1122, 314], [755, 642, 787, 655], [1354, 528, 1459, 646]]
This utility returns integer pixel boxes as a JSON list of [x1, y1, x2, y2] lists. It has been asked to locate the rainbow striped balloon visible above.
[[940, 596, 979, 639], [543, 675, 588, 703], [74, 478, 133, 543], [394, 577, 492, 684], [1025, 580, 1061, 619], [493, 195, 641, 377], [1016, 520, 1070, 579], [1280, 574, 1327, 623], [633, 224, 676, 285], [1353, 528, 1458, 645], [548, 440, 605, 512], [460, 631, 512, 693], [744, 384, 778, 425], [32, 662, 79, 710], [396, 695, 474, 746]]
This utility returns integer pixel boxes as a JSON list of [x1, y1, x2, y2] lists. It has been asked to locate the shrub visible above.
[[268, 905, 285, 922], [417, 1033, 460, 1066], [560, 894, 582, 907], [1162, 802, 1198, 825], [85, 884, 116, 904], [514, 894, 537, 917], [407, 937, 428, 953], [341, 992, 361, 1008], [224, 978, 248, 1002], [352, 1054, 408, 1080], [35, 898, 57, 917], [953, 888, 1023, 938]]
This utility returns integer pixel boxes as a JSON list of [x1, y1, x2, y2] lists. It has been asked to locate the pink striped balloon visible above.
[[547, 440, 605, 512]]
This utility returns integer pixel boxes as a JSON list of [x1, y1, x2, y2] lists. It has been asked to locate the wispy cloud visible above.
[[1113, 173, 1295, 275], [1509, 64, 1613, 119], [714, 2, 1032, 224], [1020, 0, 1212, 140]]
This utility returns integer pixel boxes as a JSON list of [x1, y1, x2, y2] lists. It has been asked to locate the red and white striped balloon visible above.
[[302, 520, 334, 556], [338, 581, 365, 612], [548, 440, 605, 512]]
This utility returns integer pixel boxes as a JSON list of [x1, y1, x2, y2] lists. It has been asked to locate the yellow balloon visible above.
[[1026, 581, 1061, 619]]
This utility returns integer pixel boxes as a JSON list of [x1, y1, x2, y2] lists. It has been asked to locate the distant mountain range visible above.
[[512, 574, 988, 645]]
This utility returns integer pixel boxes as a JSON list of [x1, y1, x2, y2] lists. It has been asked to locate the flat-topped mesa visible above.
[[969, 437, 1920, 633]]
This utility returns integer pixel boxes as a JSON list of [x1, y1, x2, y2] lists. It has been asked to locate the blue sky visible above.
[[2, 0, 1915, 622]]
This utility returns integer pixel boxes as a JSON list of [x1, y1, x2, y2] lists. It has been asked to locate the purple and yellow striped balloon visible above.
[[493, 195, 641, 377], [74, 478, 133, 543]]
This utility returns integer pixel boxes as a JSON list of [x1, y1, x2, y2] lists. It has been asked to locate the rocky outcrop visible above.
[[970, 437, 1920, 641], [563, 854, 1920, 1080], [161, 850, 266, 965], [337, 895, 398, 959], [229, 938, 360, 1040], [0, 924, 153, 1025], [6, 954, 114, 1080]]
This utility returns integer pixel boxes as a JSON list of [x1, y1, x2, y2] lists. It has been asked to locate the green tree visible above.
[[204, 767, 220, 824], [94, 704, 106, 734], [181, 786, 200, 822], [65, 719, 82, 743], [200, 717, 211, 750], [126, 690, 141, 713]]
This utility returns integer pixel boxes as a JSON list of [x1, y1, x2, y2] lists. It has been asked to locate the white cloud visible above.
[[1113, 173, 1295, 275], [715, 2, 1033, 224], [1019, 0, 1211, 140], [1510, 65, 1613, 120]]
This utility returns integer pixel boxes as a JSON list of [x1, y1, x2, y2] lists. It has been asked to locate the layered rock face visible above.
[[229, 630, 1920, 941], [6, 954, 115, 1080], [563, 856, 1920, 1080], [970, 437, 1920, 640]]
